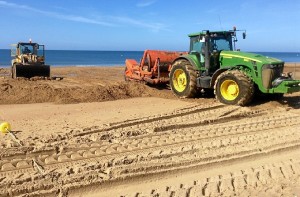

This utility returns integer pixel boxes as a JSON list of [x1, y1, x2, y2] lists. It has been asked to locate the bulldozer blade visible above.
[[15, 64, 50, 78]]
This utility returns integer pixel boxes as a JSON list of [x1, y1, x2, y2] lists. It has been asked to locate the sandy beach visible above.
[[0, 64, 300, 197]]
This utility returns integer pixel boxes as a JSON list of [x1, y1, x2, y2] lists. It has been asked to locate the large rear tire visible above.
[[214, 70, 254, 106], [170, 60, 197, 98]]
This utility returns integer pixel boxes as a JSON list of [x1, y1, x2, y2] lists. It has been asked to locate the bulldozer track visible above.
[[0, 104, 300, 196]]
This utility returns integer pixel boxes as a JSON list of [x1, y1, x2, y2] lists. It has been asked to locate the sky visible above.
[[0, 0, 300, 52]]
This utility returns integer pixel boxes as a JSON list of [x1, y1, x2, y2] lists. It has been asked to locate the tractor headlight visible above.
[[262, 64, 284, 89], [264, 64, 283, 69], [269, 64, 275, 69], [269, 64, 283, 69]]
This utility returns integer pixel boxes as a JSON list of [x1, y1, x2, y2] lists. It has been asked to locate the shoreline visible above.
[[0, 64, 125, 68], [1, 62, 300, 68]]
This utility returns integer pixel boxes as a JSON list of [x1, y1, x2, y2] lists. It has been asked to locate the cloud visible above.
[[0, 0, 114, 26], [57, 15, 115, 27], [0, 0, 167, 32], [136, 0, 156, 7], [112, 16, 169, 32]]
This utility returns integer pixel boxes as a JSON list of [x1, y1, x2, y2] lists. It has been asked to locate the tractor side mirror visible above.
[[242, 32, 246, 39]]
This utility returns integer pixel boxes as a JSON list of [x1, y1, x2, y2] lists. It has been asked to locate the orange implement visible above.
[[125, 50, 185, 84]]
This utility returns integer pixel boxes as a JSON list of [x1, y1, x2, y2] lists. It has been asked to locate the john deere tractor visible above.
[[170, 28, 300, 105], [11, 41, 50, 78]]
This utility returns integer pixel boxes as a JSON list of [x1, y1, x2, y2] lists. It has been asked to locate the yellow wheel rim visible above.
[[0, 122, 11, 134], [220, 80, 239, 101], [172, 69, 187, 92]]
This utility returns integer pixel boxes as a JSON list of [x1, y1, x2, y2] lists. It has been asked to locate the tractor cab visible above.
[[189, 27, 246, 76], [188, 28, 245, 75]]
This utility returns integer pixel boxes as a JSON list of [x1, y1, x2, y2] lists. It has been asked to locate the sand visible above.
[[0, 64, 300, 197]]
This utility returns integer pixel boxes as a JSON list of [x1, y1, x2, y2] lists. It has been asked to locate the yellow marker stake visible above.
[[0, 122, 44, 174], [1, 122, 22, 146], [0, 122, 11, 134]]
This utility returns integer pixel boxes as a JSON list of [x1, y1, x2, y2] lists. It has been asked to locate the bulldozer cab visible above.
[[11, 42, 45, 65], [11, 43, 45, 57]]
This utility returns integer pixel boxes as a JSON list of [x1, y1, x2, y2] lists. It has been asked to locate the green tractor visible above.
[[170, 28, 300, 105]]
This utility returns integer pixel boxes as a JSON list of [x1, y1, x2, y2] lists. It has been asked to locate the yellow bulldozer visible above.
[[11, 41, 50, 78]]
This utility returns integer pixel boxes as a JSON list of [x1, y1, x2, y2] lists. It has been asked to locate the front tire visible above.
[[170, 60, 197, 98], [214, 70, 254, 106], [11, 64, 17, 79]]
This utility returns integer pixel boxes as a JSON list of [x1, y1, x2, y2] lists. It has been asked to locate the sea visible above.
[[0, 49, 299, 67]]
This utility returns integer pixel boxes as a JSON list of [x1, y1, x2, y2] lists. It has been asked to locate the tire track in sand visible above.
[[0, 105, 299, 196]]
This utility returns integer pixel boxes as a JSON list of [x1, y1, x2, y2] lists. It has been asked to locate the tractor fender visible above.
[[171, 56, 198, 71], [211, 65, 252, 87], [210, 67, 231, 88]]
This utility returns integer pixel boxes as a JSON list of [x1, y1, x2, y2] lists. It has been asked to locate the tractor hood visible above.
[[220, 51, 284, 64]]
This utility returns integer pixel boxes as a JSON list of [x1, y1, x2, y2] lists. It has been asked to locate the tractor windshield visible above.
[[210, 35, 233, 51], [189, 34, 233, 53]]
